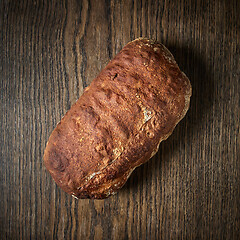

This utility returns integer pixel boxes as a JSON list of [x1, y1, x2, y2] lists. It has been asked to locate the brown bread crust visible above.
[[44, 38, 192, 199]]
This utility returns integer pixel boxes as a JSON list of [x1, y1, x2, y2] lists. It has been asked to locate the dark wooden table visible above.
[[1, 0, 239, 239]]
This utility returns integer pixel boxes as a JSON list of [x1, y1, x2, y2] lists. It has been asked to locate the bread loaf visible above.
[[44, 38, 192, 199]]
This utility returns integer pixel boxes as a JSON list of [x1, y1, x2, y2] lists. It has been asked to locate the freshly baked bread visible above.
[[44, 38, 192, 199]]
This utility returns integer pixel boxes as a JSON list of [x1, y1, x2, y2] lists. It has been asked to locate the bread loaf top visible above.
[[44, 38, 192, 199]]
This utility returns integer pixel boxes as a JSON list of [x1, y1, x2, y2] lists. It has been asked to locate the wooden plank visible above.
[[0, 0, 239, 239]]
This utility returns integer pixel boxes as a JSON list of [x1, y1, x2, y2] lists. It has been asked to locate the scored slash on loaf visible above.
[[44, 38, 192, 199]]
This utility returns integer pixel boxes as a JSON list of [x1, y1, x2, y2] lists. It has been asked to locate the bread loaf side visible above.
[[44, 38, 192, 199]]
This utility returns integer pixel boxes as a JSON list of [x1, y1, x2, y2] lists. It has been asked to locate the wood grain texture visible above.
[[0, 0, 239, 239]]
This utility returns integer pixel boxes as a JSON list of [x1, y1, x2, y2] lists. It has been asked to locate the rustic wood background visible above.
[[0, 0, 239, 239]]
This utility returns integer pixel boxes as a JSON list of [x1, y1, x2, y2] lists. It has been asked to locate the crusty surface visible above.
[[44, 38, 192, 199]]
